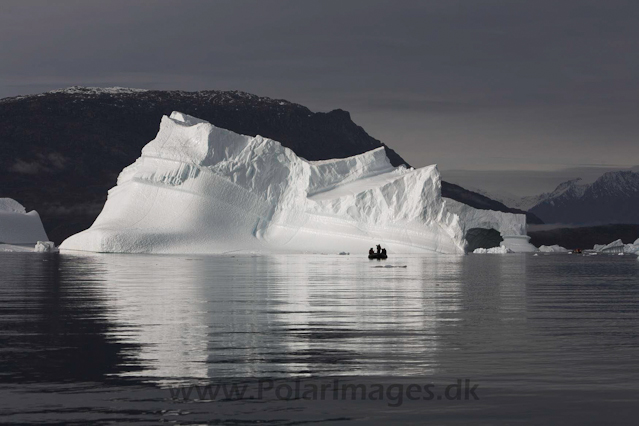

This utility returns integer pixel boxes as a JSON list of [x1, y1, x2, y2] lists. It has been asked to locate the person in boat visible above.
[[369, 248, 375, 256], [376, 244, 382, 254], [381, 248, 387, 257]]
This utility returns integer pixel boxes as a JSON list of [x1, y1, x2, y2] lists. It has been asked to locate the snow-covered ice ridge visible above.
[[61, 112, 530, 254]]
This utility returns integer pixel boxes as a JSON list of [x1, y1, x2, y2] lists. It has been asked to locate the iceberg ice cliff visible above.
[[61, 112, 531, 254], [0, 198, 49, 244]]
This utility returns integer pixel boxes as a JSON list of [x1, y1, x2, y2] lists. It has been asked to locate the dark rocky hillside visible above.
[[0, 87, 538, 243]]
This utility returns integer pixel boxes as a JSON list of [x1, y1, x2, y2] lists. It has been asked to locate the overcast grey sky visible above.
[[1, 0, 637, 194]]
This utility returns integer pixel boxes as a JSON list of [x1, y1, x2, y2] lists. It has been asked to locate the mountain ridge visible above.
[[529, 171, 639, 224], [476, 170, 639, 225]]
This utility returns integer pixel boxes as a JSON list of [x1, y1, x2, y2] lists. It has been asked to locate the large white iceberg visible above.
[[61, 112, 532, 254], [0, 198, 49, 244]]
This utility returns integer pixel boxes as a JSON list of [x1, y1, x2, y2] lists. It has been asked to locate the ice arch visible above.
[[465, 228, 503, 252]]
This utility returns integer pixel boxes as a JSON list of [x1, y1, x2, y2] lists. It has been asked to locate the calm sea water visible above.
[[0, 252, 638, 424]]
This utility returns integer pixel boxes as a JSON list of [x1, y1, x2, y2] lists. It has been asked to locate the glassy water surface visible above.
[[0, 252, 638, 424]]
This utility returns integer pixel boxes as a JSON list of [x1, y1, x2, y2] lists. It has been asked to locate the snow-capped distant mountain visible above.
[[522, 178, 588, 210], [457, 169, 639, 225], [529, 172, 639, 224]]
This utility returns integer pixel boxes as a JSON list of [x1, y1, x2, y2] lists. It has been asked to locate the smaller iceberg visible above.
[[473, 246, 513, 254], [539, 244, 568, 253], [0, 198, 54, 252], [501, 235, 537, 252], [593, 239, 639, 254], [35, 241, 59, 253]]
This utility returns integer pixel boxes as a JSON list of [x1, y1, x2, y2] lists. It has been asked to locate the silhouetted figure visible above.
[[381, 248, 387, 257], [369, 248, 375, 256], [376, 244, 381, 254]]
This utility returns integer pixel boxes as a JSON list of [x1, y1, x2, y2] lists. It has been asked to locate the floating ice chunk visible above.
[[473, 246, 513, 254], [35, 241, 59, 253], [500, 235, 538, 252], [539, 244, 568, 253], [597, 239, 624, 252], [593, 239, 639, 254]]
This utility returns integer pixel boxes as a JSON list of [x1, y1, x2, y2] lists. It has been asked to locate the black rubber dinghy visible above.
[[368, 253, 388, 259]]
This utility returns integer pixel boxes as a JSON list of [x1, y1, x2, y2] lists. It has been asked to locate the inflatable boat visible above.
[[368, 253, 388, 259]]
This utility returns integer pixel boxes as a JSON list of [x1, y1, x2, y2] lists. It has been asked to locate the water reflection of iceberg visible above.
[[265, 254, 465, 376], [92, 253, 465, 383], [92, 254, 212, 384]]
